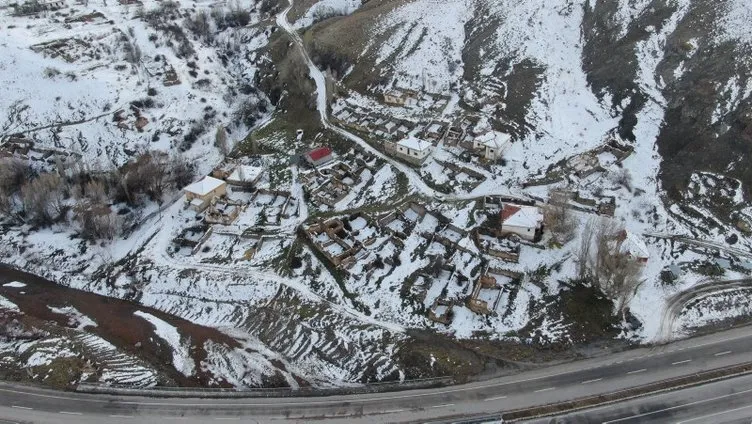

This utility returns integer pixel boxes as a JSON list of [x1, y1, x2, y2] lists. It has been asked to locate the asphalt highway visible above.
[[2, 325, 752, 423], [526, 372, 752, 423]]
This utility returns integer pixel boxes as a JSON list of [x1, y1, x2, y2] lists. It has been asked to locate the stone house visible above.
[[184, 176, 227, 212]]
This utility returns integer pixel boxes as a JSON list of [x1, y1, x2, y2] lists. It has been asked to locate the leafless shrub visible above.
[[0, 158, 31, 195], [21, 173, 67, 226], [610, 168, 632, 192], [184, 10, 212, 42]]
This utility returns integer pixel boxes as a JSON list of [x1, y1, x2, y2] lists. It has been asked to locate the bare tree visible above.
[[76, 203, 120, 240], [169, 154, 195, 188], [577, 217, 643, 314], [215, 125, 229, 156], [544, 198, 576, 244]]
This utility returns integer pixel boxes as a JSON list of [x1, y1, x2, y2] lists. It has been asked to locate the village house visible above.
[[473, 132, 511, 161], [615, 230, 650, 264], [499, 203, 544, 242], [383, 89, 417, 107], [184, 176, 227, 212], [226, 164, 264, 188], [393, 136, 433, 164], [423, 121, 448, 142], [427, 299, 454, 325], [304, 147, 335, 167]]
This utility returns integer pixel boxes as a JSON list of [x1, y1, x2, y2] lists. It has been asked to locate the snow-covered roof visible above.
[[501, 204, 543, 228], [398, 136, 432, 152], [620, 231, 650, 259], [184, 176, 225, 196], [228, 165, 263, 182], [478, 131, 511, 149]]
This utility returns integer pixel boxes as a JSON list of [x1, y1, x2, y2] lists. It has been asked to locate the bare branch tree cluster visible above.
[[577, 217, 643, 314], [0, 151, 194, 240]]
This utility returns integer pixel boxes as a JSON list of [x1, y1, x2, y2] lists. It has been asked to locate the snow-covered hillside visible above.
[[0, 0, 270, 171]]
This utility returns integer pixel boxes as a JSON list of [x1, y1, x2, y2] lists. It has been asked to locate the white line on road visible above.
[[581, 378, 603, 384], [10, 406, 32, 410], [382, 409, 405, 414], [109, 415, 133, 419], [0, 330, 750, 410], [214, 418, 240, 421], [672, 359, 692, 365], [59, 411, 82, 415], [714, 350, 732, 356], [534, 387, 555, 393], [676, 403, 752, 423], [430, 403, 454, 408], [484, 395, 508, 401], [602, 386, 752, 423], [627, 369, 647, 375]]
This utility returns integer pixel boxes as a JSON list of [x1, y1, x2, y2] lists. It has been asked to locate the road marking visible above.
[[580, 378, 603, 384], [715, 350, 732, 356], [10, 406, 32, 410], [59, 411, 82, 415], [0, 329, 750, 409], [484, 395, 507, 401], [672, 359, 692, 365], [430, 403, 454, 408], [602, 386, 752, 423], [534, 387, 555, 393], [676, 403, 752, 423], [383, 409, 405, 414], [109, 415, 133, 419], [627, 369, 647, 375], [214, 418, 239, 421]]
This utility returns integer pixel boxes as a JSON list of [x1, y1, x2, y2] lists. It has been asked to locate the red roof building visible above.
[[305, 147, 334, 167], [500, 204, 521, 223]]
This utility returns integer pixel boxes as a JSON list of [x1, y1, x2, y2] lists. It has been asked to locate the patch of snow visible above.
[[134, 310, 195, 377], [48, 305, 97, 330], [0, 295, 19, 311]]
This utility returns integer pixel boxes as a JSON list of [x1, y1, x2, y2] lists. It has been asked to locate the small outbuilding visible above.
[[616, 230, 650, 264], [184, 176, 227, 212]]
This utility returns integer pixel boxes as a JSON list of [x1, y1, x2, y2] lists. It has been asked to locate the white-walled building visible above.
[[396, 136, 433, 163], [473, 131, 511, 161], [500, 203, 544, 241], [184, 176, 227, 212]]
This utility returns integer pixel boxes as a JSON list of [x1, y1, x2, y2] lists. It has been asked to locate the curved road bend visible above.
[[658, 278, 752, 342], [2, 325, 752, 423]]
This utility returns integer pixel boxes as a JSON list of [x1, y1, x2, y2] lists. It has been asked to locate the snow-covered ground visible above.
[[3, 0, 752, 389]]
